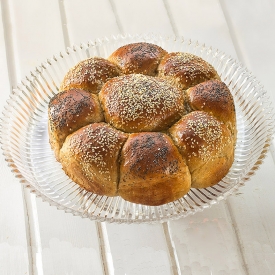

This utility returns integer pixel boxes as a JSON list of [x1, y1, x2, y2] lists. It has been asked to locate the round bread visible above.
[[108, 42, 167, 76], [59, 57, 120, 94], [48, 88, 104, 160], [48, 42, 237, 206], [186, 79, 236, 139], [99, 74, 185, 132], [119, 132, 191, 206], [59, 123, 128, 196], [158, 52, 220, 90], [169, 111, 234, 188]]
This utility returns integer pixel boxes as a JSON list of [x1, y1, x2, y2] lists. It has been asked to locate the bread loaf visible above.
[[48, 42, 236, 206]]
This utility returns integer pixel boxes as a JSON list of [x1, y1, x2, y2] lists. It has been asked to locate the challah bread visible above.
[[158, 52, 220, 90], [99, 74, 185, 133], [60, 57, 120, 94], [108, 42, 167, 76], [48, 41, 237, 206]]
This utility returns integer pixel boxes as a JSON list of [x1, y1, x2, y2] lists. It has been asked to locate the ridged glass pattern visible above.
[[0, 34, 274, 223]]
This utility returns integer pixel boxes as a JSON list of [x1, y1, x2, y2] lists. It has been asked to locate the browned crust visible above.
[[99, 74, 185, 133], [108, 42, 167, 76], [48, 88, 104, 160], [158, 52, 220, 90], [59, 123, 128, 196], [59, 57, 120, 94], [48, 43, 237, 205], [186, 79, 237, 139], [169, 111, 234, 188], [118, 132, 191, 205]]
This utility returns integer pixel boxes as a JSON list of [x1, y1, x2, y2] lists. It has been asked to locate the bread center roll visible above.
[[99, 74, 185, 132]]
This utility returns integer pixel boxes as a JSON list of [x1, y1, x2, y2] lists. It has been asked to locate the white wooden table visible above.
[[1, 1, 275, 274]]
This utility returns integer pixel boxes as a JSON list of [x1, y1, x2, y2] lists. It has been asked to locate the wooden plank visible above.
[[164, 0, 237, 57], [5, 0, 104, 273], [227, 120, 275, 266], [7, 0, 64, 81], [220, 0, 275, 154], [226, 153, 275, 274], [110, 0, 174, 35], [220, 0, 275, 104], [168, 203, 247, 274], [26, 194, 104, 275], [219, 1, 275, 273], [104, 223, 173, 275], [0, 2, 30, 274], [62, 0, 120, 46]]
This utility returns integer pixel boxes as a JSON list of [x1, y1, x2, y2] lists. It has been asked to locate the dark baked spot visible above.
[[49, 89, 94, 129]]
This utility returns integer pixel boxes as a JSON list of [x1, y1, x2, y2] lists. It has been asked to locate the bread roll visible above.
[[60, 57, 120, 94], [169, 111, 234, 188], [119, 132, 191, 206], [59, 123, 128, 196], [158, 52, 220, 90], [186, 79, 236, 139], [99, 74, 185, 132], [108, 42, 167, 76], [48, 88, 104, 160]]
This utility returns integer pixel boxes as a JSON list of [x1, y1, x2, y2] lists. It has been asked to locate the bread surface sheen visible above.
[[108, 42, 167, 76], [99, 74, 185, 132], [169, 111, 234, 188], [158, 52, 220, 90], [119, 132, 191, 206], [60, 57, 120, 94], [48, 42, 237, 206], [48, 88, 104, 160], [59, 123, 128, 196]]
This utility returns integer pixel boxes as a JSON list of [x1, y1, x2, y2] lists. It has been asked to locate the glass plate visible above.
[[1, 33, 274, 223]]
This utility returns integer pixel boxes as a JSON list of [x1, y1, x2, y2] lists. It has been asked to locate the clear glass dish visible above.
[[1, 33, 274, 223]]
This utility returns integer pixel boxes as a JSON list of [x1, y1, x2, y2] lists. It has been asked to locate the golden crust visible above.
[[119, 132, 191, 205], [158, 52, 220, 90], [59, 123, 128, 196], [169, 111, 234, 188], [48, 43, 237, 206], [48, 89, 104, 160], [186, 79, 237, 139], [99, 74, 185, 132], [59, 57, 120, 94], [108, 42, 167, 76]]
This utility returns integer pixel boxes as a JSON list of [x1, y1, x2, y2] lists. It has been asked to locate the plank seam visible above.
[[96, 222, 111, 275], [162, 222, 182, 275], [108, 0, 124, 34], [27, 193, 45, 275], [162, 0, 179, 37], [22, 189, 35, 275], [225, 200, 250, 275], [218, 0, 245, 63], [0, 0, 20, 85], [58, 0, 70, 47]]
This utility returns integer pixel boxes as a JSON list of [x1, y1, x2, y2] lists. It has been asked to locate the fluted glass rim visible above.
[[0, 33, 274, 223]]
